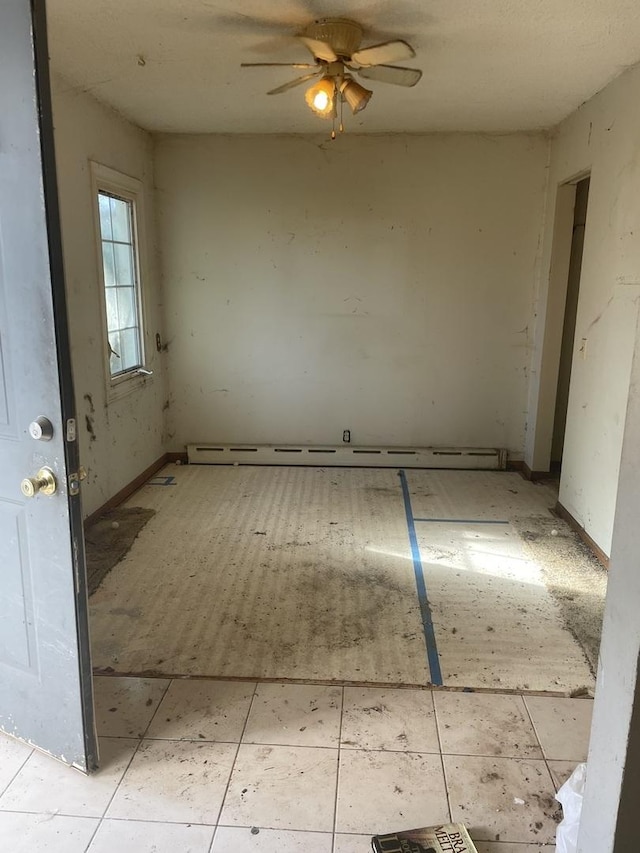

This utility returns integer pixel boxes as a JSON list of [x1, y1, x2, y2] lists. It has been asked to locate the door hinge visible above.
[[66, 418, 77, 442], [68, 466, 87, 496]]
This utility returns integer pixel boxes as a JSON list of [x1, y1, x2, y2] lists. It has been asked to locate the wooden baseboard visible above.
[[506, 459, 524, 472], [520, 461, 558, 482], [84, 454, 169, 526], [554, 500, 610, 569]]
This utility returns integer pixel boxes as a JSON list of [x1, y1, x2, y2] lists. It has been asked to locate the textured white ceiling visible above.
[[47, 0, 640, 134]]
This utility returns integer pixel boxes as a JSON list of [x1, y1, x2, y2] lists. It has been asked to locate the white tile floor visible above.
[[0, 676, 593, 852]]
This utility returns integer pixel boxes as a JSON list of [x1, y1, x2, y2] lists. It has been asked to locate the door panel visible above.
[[0, 506, 37, 671], [0, 331, 15, 432], [0, 0, 97, 771]]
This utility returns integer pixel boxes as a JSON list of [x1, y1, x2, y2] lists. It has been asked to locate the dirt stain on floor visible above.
[[513, 515, 607, 676], [85, 507, 155, 596]]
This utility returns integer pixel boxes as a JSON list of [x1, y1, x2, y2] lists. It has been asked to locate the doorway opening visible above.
[[44, 5, 607, 721], [550, 176, 590, 474]]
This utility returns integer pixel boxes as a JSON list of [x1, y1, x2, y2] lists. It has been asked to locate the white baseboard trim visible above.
[[187, 443, 507, 470]]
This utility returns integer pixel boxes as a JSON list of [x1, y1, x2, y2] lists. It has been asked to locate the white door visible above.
[[0, 0, 97, 771]]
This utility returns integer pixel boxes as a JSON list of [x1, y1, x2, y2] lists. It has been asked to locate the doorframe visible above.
[[33, 0, 97, 769], [525, 171, 590, 476]]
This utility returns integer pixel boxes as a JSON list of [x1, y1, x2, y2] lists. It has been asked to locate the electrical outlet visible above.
[[343, 429, 351, 443]]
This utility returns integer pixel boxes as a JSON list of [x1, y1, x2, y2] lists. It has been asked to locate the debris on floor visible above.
[[85, 506, 156, 596], [88, 466, 603, 691], [372, 822, 478, 852], [513, 515, 607, 674]]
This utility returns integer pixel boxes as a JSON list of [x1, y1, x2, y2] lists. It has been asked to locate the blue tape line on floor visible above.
[[413, 518, 509, 524], [147, 476, 177, 486], [398, 469, 443, 686]]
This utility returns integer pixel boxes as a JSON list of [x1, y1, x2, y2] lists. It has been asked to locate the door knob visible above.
[[21, 467, 57, 498]]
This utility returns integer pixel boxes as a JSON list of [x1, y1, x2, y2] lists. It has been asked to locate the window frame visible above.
[[90, 162, 151, 402]]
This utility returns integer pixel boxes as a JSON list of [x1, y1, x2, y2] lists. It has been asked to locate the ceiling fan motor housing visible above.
[[305, 18, 363, 59]]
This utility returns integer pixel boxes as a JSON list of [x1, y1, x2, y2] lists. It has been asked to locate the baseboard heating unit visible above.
[[187, 444, 507, 470]]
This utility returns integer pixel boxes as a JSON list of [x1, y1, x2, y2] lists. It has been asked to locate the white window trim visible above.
[[90, 161, 153, 403]]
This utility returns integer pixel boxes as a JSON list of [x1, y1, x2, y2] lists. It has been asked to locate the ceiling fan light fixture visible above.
[[305, 77, 336, 117], [340, 77, 373, 114]]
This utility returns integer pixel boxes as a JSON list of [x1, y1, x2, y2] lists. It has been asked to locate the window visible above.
[[91, 163, 149, 396], [98, 192, 142, 376]]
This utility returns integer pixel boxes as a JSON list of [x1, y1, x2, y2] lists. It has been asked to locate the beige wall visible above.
[[51, 75, 167, 517], [156, 133, 549, 454], [526, 63, 640, 555], [48, 61, 640, 558]]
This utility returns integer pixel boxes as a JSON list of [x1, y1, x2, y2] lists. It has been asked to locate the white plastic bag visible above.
[[555, 762, 587, 853]]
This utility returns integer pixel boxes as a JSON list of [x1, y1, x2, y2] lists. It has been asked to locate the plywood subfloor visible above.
[[89, 466, 601, 692]]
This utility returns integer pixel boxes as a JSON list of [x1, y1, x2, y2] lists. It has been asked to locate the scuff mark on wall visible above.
[[51, 73, 166, 517], [156, 133, 548, 453], [85, 414, 96, 442], [585, 295, 614, 334]]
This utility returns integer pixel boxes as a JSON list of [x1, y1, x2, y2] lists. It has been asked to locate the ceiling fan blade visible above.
[[298, 36, 338, 63], [351, 39, 415, 67], [267, 69, 323, 95], [241, 62, 316, 69], [357, 64, 422, 87]]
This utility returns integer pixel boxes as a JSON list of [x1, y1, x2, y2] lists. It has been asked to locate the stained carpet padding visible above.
[[85, 507, 156, 596], [88, 466, 603, 691], [89, 467, 431, 684], [413, 521, 596, 691], [404, 470, 600, 691]]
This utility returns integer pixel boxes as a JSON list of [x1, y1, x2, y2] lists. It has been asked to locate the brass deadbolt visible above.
[[21, 467, 57, 498]]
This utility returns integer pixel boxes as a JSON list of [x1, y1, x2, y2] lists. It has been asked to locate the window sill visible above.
[[106, 371, 154, 405]]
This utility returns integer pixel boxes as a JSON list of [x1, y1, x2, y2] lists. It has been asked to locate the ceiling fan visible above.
[[241, 18, 422, 128]]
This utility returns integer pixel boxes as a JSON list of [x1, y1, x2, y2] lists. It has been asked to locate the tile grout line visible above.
[[330, 685, 345, 853], [521, 694, 559, 790], [0, 745, 34, 803], [139, 678, 175, 740], [431, 690, 454, 824], [521, 695, 547, 758], [84, 677, 174, 851], [215, 822, 336, 835], [0, 806, 373, 837], [0, 809, 218, 825], [83, 740, 140, 852], [96, 736, 551, 757], [208, 681, 260, 853]]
